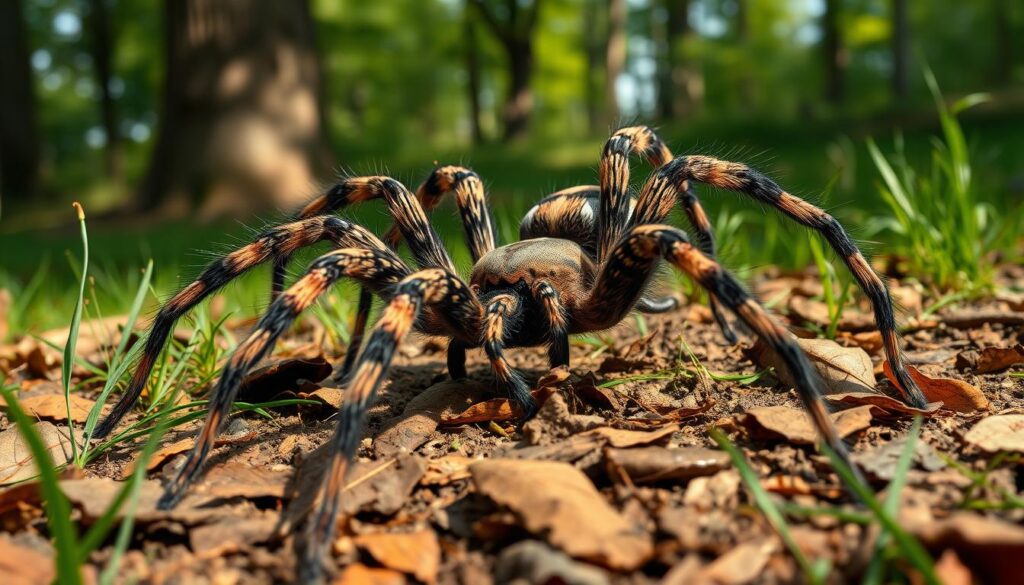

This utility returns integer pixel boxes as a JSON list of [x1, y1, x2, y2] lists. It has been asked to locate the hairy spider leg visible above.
[[581, 224, 864, 480], [532, 280, 569, 368], [630, 156, 928, 408], [520, 126, 735, 337], [282, 269, 482, 584], [93, 216, 389, 439], [155, 247, 412, 511], [481, 294, 535, 417]]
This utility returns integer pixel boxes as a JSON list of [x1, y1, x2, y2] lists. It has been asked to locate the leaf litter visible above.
[[0, 274, 1022, 583]]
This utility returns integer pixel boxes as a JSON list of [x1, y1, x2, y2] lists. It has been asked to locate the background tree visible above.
[[0, 0, 40, 202], [822, 0, 846, 104], [605, 0, 626, 125], [464, 6, 486, 144], [137, 0, 328, 215], [890, 0, 909, 102], [87, 0, 121, 182], [471, 0, 543, 141]]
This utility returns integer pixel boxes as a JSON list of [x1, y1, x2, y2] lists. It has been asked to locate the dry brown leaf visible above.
[[910, 512, 1024, 584], [883, 361, 988, 413], [420, 455, 475, 486], [441, 386, 557, 426], [189, 514, 277, 557], [963, 415, 1024, 453], [604, 446, 730, 484], [973, 344, 1024, 374], [334, 563, 407, 585], [836, 331, 883, 355], [0, 535, 54, 585], [353, 530, 440, 584], [0, 421, 74, 485], [471, 459, 652, 570], [582, 425, 678, 448], [741, 405, 873, 445], [752, 338, 876, 395], [697, 537, 776, 585], [0, 393, 99, 423], [298, 385, 344, 409], [373, 380, 489, 458], [825, 392, 941, 417], [760, 475, 842, 499], [124, 430, 258, 477]]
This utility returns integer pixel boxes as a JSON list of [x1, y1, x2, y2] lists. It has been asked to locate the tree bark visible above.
[[88, 0, 122, 182], [606, 0, 626, 125], [891, 0, 909, 102], [464, 9, 485, 144], [822, 0, 846, 104], [0, 0, 40, 202], [657, 0, 701, 120], [471, 0, 542, 142], [583, 0, 602, 134], [137, 0, 328, 216]]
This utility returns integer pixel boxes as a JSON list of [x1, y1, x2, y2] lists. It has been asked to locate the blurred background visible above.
[[0, 0, 1022, 336]]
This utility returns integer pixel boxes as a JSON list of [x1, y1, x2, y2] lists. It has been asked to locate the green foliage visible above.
[[867, 68, 1020, 293]]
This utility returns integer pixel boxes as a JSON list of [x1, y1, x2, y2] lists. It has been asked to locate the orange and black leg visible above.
[[631, 156, 927, 408], [93, 216, 387, 439], [582, 225, 862, 478], [293, 269, 483, 583], [156, 247, 412, 511], [533, 281, 569, 368], [481, 293, 535, 417]]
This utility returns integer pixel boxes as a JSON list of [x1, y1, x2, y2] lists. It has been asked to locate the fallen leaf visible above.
[[373, 379, 489, 458], [420, 455, 475, 486], [0, 393, 99, 424], [853, 437, 946, 481], [238, 356, 332, 402], [442, 386, 557, 426], [787, 296, 874, 331], [760, 475, 842, 499], [494, 540, 612, 585], [0, 421, 74, 485], [752, 338, 876, 395], [604, 446, 730, 484], [198, 462, 289, 500], [740, 405, 873, 445], [297, 385, 344, 409], [956, 344, 1024, 374], [353, 530, 440, 584], [582, 425, 678, 448], [124, 430, 258, 477], [471, 459, 652, 570], [836, 331, 883, 354], [0, 536, 54, 585], [910, 512, 1024, 584], [697, 537, 776, 585], [825, 392, 941, 417], [934, 549, 973, 585], [334, 563, 406, 585], [189, 514, 277, 556], [963, 415, 1024, 453], [883, 361, 988, 413]]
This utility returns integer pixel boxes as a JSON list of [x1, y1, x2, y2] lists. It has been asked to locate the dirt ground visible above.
[[1, 266, 1023, 584]]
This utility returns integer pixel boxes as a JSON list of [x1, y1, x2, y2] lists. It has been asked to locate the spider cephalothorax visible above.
[[95, 126, 926, 584]]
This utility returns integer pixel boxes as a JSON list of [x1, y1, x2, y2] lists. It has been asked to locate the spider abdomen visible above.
[[470, 238, 595, 311]]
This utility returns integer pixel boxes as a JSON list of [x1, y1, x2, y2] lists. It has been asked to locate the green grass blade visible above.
[[63, 203, 90, 464], [0, 387, 83, 585], [711, 428, 826, 585], [863, 416, 922, 585], [822, 442, 937, 585]]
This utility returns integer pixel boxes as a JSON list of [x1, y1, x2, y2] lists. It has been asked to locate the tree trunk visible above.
[[471, 0, 541, 142], [891, 0, 909, 102], [735, 0, 754, 108], [605, 0, 626, 125], [583, 0, 602, 134], [88, 0, 122, 182], [137, 0, 328, 217], [0, 0, 40, 202], [993, 0, 1014, 85], [658, 0, 701, 120], [822, 0, 846, 104], [464, 10, 485, 144]]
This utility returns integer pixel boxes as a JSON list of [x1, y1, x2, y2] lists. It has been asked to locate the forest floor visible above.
[[1, 264, 1023, 584]]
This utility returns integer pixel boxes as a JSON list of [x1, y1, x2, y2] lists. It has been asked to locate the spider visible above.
[[94, 126, 926, 583]]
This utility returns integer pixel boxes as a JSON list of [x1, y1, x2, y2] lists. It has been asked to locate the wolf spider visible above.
[[95, 126, 926, 583]]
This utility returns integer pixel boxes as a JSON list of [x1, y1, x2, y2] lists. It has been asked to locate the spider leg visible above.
[[93, 216, 385, 439], [533, 281, 569, 369], [482, 294, 535, 418], [581, 225, 863, 480], [156, 247, 413, 511], [294, 268, 483, 584], [632, 156, 927, 408]]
